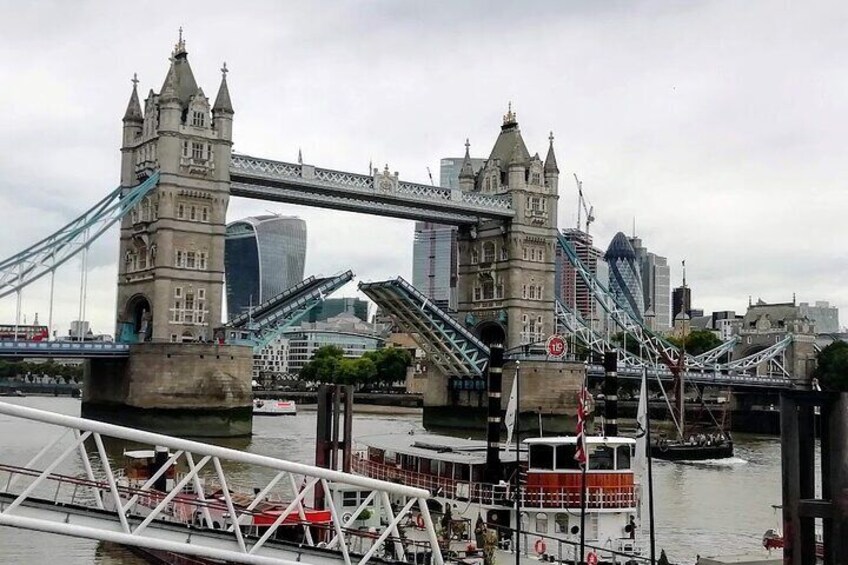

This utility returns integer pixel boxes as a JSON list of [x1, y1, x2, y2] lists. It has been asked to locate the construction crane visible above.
[[574, 173, 595, 234]]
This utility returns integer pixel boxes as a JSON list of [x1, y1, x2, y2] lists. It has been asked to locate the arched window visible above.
[[482, 280, 494, 300], [482, 242, 495, 263], [535, 513, 548, 534], [471, 248, 479, 265]]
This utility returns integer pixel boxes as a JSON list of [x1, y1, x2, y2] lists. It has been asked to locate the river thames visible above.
[[0, 397, 785, 564]]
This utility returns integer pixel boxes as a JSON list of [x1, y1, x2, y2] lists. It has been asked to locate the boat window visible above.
[[554, 445, 580, 470], [588, 446, 614, 470], [385, 451, 397, 465], [530, 444, 554, 470], [472, 465, 485, 482], [443, 462, 454, 478], [555, 513, 568, 533], [342, 491, 358, 507], [535, 513, 548, 533], [419, 458, 432, 474], [457, 464, 470, 480], [616, 445, 631, 470], [369, 448, 384, 463]]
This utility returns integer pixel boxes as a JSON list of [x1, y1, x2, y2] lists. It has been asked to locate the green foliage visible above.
[[667, 330, 722, 356], [297, 345, 411, 389], [813, 341, 848, 391], [0, 359, 82, 383]]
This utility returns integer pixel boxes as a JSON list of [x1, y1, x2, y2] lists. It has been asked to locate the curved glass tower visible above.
[[225, 215, 307, 320], [604, 232, 645, 322]]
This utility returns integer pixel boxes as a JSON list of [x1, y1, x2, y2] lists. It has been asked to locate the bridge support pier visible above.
[[422, 359, 584, 434], [82, 343, 253, 437]]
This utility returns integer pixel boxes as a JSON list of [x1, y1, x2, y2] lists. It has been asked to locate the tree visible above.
[[363, 347, 412, 389], [667, 330, 722, 357], [813, 341, 848, 391]]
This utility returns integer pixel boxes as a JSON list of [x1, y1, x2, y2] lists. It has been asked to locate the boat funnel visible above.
[[603, 351, 618, 437]]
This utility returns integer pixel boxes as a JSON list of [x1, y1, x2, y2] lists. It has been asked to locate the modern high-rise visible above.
[[604, 232, 644, 322], [411, 156, 485, 311], [628, 236, 670, 332], [225, 215, 307, 320], [555, 228, 608, 331], [672, 285, 692, 321]]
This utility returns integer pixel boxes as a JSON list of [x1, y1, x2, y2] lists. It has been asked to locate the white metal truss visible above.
[[230, 154, 513, 225], [556, 233, 795, 381], [554, 299, 644, 369], [225, 271, 355, 349], [0, 401, 443, 565], [0, 173, 159, 299], [359, 277, 489, 377]]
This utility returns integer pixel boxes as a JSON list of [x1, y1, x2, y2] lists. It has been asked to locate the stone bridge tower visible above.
[[456, 106, 560, 350], [116, 35, 233, 343]]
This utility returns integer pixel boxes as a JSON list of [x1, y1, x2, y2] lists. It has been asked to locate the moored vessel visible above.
[[253, 398, 297, 416]]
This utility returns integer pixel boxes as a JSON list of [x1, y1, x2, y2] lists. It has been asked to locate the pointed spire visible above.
[[544, 131, 559, 173], [297, 148, 303, 165], [173, 26, 187, 58], [160, 58, 179, 103], [123, 73, 143, 122], [503, 101, 517, 126], [212, 62, 234, 115], [459, 138, 475, 179]]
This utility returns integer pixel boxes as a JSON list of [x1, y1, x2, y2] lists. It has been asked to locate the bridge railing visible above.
[[0, 401, 443, 565]]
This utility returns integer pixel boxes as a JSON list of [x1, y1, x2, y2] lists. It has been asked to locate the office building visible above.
[[411, 156, 485, 311], [628, 236, 671, 332], [672, 285, 692, 321], [307, 298, 369, 324], [555, 228, 608, 331], [253, 335, 290, 381], [799, 301, 840, 334], [286, 330, 383, 374], [604, 232, 644, 322], [224, 215, 307, 320]]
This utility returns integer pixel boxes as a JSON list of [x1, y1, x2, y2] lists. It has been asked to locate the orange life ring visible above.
[[534, 538, 547, 555], [416, 514, 425, 528]]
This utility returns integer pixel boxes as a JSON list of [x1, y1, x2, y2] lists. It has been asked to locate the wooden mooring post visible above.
[[315, 384, 354, 508], [780, 391, 848, 565]]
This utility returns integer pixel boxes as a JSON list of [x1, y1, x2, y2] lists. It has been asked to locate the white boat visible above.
[[353, 432, 644, 564], [253, 398, 296, 416]]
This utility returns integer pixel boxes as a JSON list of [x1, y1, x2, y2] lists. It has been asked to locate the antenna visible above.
[[426, 167, 435, 186]]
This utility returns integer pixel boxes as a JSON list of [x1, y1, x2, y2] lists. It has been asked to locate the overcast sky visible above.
[[0, 1, 846, 336]]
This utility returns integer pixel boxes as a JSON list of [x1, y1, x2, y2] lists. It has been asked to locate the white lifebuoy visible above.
[[534, 538, 547, 555], [416, 514, 425, 528]]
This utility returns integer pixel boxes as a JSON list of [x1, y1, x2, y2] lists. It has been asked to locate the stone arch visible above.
[[476, 320, 506, 346], [125, 294, 152, 343]]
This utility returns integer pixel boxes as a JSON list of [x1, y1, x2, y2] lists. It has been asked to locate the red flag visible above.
[[575, 386, 590, 468]]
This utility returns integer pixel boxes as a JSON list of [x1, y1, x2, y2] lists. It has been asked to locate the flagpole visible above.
[[645, 367, 657, 565], [514, 359, 521, 565], [578, 370, 588, 565]]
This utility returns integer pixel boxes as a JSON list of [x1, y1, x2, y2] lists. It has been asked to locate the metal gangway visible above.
[[0, 401, 443, 565]]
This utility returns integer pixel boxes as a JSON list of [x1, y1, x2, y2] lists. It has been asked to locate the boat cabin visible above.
[[524, 436, 637, 509]]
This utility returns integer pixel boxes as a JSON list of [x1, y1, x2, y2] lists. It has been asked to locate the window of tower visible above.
[[500, 246, 508, 261], [190, 206, 197, 221], [191, 142, 204, 161], [473, 286, 482, 301], [175, 250, 183, 268], [177, 204, 185, 219], [482, 280, 494, 300], [482, 242, 495, 263], [186, 252, 196, 270], [471, 248, 479, 265], [201, 206, 209, 222], [532, 172, 541, 185], [191, 111, 205, 128]]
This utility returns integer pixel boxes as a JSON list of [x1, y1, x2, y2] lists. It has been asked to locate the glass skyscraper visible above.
[[225, 215, 307, 321], [629, 236, 671, 331], [604, 232, 645, 322], [411, 156, 485, 311]]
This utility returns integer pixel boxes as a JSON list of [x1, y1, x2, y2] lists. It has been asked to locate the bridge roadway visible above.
[[584, 363, 794, 389], [0, 340, 129, 359]]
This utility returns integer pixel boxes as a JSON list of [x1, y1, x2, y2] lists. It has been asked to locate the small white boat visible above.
[[253, 399, 296, 416]]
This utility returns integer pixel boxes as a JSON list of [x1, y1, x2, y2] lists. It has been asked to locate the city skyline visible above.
[[0, 2, 846, 334]]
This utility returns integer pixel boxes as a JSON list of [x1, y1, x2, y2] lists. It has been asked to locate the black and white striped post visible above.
[[603, 350, 618, 437], [485, 343, 505, 483]]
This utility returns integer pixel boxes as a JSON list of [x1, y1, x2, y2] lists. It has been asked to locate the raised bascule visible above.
[[0, 35, 816, 437]]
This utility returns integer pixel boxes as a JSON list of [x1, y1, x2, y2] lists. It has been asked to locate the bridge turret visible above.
[[458, 139, 475, 192], [212, 63, 234, 143], [544, 131, 559, 194], [115, 33, 232, 344]]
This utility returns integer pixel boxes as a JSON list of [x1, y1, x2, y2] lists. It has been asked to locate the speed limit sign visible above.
[[586, 551, 598, 565], [545, 334, 567, 358]]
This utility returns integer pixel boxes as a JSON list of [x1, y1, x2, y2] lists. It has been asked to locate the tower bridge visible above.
[[0, 35, 816, 436]]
